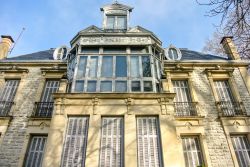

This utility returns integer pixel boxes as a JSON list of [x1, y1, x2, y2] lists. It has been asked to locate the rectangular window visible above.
[[24, 136, 47, 167], [35, 80, 59, 117], [142, 56, 151, 77], [131, 81, 141, 92], [61, 117, 89, 167], [77, 57, 87, 78], [99, 117, 124, 167], [182, 136, 204, 167], [88, 56, 98, 78], [107, 16, 115, 29], [214, 80, 240, 116], [231, 135, 250, 167], [143, 81, 153, 92], [40, 80, 60, 102], [87, 80, 96, 92], [75, 80, 84, 92], [115, 81, 127, 92], [116, 56, 127, 77], [137, 117, 162, 167], [0, 79, 20, 102], [172, 80, 192, 102], [130, 56, 140, 77], [101, 56, 113, 77], [117, 16, 126, 29], [0, 80, 20, 116], [100, 81, 112, 92], [81, 47, 99, 54], [214, 80, 234, 102]]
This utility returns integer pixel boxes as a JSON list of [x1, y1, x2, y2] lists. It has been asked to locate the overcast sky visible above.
[[0, 0, 221, 57]]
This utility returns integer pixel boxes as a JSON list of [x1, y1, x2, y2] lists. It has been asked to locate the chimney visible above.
[[220, 36, 240, 60], [0, 35, 14, 59]]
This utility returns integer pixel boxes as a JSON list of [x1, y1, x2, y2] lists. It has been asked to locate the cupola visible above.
[[100, 1, 133, 31]]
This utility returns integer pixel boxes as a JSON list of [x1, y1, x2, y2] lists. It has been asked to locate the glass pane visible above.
[[115, 81, 127, 92], [168, 48, 178, 60], [101, 56, 113, 77], [88, 56, 98, 77], [103, 47, 127, 53], [117, 16, 126, 29], [144, 81, 153, 92], [130, 56, 140, 77], [142, 56, 151, 77], [75, 80, 84, 92], [100, 81, 112, 92], [131, 47, 148, 54], [87, 81, 96, 92], [77, 56, 87, 78], [107, 16, 115, 29], [81, 47, 99, 53], [131, 81, 141, 92], [116, 56, 127, 77]]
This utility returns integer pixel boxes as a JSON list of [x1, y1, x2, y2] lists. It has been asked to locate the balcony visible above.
[[218, 101, 245, 116], [174, 102, 198, 117], [0, 101, 14, 117], [32, 102, 54, 118]]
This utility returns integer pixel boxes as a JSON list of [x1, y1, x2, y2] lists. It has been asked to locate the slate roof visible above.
[[6, 49, 55, 61], [4, 48, 228, 61], [180, 49, 228, 60]]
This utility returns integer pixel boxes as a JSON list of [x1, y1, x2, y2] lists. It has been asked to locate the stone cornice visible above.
[[53, 93, 175, 100]]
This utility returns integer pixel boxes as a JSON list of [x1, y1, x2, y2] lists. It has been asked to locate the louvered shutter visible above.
[[61, 117, 89, 167], [181, 136, 204, 167], [172, 80, 192, 102], [99, 117, 123, 167], [231, 135, 250, 167], [41, 80, 60, 102], [0, 80, 20, 102], [137, 117, 162, 167], [24, 136, 47, 167], [214, 81, 234, 102]]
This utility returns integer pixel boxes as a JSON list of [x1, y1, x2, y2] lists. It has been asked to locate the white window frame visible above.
[[105, 15, 127, 30], [73, 53, 156, 93]]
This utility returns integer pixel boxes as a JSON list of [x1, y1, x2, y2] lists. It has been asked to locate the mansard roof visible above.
[[4, 48, 228, 61]]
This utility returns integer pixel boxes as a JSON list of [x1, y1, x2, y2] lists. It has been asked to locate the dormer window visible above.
[[106, 15, 127, 30], [165, 45, 182, 60], [101, 2, 133, 31]]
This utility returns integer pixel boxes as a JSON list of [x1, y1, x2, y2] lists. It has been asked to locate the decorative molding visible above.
[[125, 98, 133, 115], [158, 98, 168, 115], [185, 122, 193, 129], [92, 98, 99, 115], [0, 66, 29, 73]]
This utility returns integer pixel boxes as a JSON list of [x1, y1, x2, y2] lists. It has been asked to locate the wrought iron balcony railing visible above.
[[0, 101, 14, 117], [218, 101, 245, 116], [174, 102, 198, 116], [33, 102, 54, 118]]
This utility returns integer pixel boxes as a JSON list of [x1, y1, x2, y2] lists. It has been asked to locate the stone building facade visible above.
[[0, 2, 250, 167]]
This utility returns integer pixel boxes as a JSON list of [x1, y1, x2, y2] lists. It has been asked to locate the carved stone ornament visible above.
[[39, 122, 49, 130], [233, 120, 241, 128], [185, 122, 192, 129], [125, 98, 133, 114]]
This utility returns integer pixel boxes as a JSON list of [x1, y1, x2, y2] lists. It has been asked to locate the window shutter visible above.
[[181, 136, 204, 167], [231, 135, 250, 167], [137, 117, 162, 167], [0, 80, 20, 102], [24, 136, 47, 167], [172, 80, 192, 102], [61, 117, 89, 167], [99, 117, 123, 167], [41, 80, 60, 102], [214, 80, 234, 102]]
